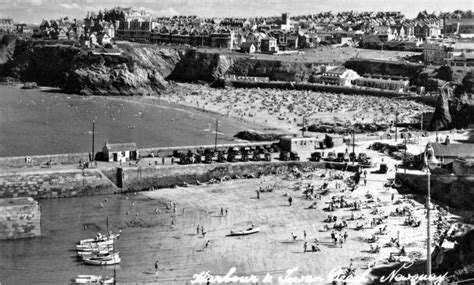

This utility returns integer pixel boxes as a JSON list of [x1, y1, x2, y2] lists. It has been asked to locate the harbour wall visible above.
[[0, 161, 357, 199], [0, 197, 41, 239], [395, 172, 474, 210], [0, 168, 118, 199], [113, 161, 358, 191], [0, 142, 278, 169]]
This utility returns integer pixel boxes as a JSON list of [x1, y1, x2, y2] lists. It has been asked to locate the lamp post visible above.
[[426, 168, 432, 283]]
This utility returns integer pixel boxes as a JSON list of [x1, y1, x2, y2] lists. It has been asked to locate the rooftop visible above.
[[431, 142, 474, 158], [104, 142, 138, 152]]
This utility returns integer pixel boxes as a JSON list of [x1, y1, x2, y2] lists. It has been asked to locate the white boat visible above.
[[83, 254, 121, 266], [77, 248, 112, 257], [79, 232, 120, 245], [229, 226, 260, 236], [76, 240, 114, 251], [75, 274, 114, 284]]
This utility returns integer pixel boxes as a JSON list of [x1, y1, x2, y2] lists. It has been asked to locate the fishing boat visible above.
[[76, 240, 114, 251], [78, 232, 120, 245], [229, 226, 260, 236], [74, 274, 114, 284], [83, 253, 121, 265], [77, 247, 112, 257]]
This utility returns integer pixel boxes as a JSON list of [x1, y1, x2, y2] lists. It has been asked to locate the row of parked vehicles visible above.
[[310, 151, 372, 168], [173, 145, 279, 164]]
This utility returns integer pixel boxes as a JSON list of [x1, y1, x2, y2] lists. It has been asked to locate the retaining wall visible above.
[[0, 197, 41, 239], [119, 161, 359, 191], [396, 172, 474, 210]]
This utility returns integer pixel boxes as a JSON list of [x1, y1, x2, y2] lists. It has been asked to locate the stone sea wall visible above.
[[119, 161, 358, 191], [0, 168, 118, 199], [396, 172, 474, 210], [0, 161, 357, 199], [0, 197, 40, 239]]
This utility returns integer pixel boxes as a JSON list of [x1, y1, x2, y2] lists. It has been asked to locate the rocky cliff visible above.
[[0, 37, 182, 95]]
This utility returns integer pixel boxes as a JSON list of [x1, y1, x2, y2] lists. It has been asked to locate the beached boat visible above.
[[83, 253, 121, 266], [229, 226, 260, 236], [74, 274, 114, 284]]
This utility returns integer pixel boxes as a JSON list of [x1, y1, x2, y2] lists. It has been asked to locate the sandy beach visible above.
[[161, 83, 434, 135]]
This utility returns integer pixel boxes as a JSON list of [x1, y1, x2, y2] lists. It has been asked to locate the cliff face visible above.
[[0, 37, 182, 95], [396, 173, 474, 210]]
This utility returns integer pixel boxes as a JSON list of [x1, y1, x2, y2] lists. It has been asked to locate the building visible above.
[[260, 37, 278, 53], [423, 41, 453, 65], [443, 18, 474, 37], [279, 136, 316, 154], [102, 142, 138, 162], [318, 66, 359, 86], [427, 141, 474, 165], [240, 42, 256, 53], [0, 18, 14, 33], [352, 74, 409, 92], [446, 41, 474, 69]]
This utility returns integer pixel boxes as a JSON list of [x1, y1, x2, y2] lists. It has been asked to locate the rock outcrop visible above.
[[0, 37, 181, 95], [435, 230, 474, 278], [429, 87, 452, 130]]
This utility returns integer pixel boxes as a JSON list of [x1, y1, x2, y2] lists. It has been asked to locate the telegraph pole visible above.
[[91, 121, 95, 162], [352, 127, 355, 165], [426, 169, 432, 283], [214, 119, 218, 152], [302, 116, 306, 137], [395, 113, 399, 142]]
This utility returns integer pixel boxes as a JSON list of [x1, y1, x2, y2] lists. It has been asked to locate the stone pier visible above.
[[0, 197, 41, 240]]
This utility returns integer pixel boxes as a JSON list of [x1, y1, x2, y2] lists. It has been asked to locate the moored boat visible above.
[[83, 254, 121, 266], [74, 274, 114, 284], [78, 232, 120, 245], [76, 239, 114, 251]]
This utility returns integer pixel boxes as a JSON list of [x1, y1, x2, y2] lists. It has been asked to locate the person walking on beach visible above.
[[196, 225, 200, 235], [303, 242, 308, 253], [220, 207, 224, 216], [304, 230, 307, 240], [364, 177, 367, 186], [288, 196, 293, 206], [162, 157, 165, 165], [155, 260, 159, 276], [225, 208, 228, 216], [256, 190, 260, 199]]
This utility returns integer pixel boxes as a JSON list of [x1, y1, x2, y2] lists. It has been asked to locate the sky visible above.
[[0, 0, 473, 24]]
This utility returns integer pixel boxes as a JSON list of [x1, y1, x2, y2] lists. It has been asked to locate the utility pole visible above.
[[91, 121, 95, 162], [302, 116, 306, 137], [395, 113, 398, 142], [404, 137, 407, 173], [420, 112, 423, 132], [214, 119, 218, 152], [352, 127, 355, 165], [427, 169, 432, 283]]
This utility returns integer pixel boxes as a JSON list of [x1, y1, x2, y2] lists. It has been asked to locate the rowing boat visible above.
[[74, 274, 114, 284], [229, 227, 260, 236], [83, 253, 121, 266]]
